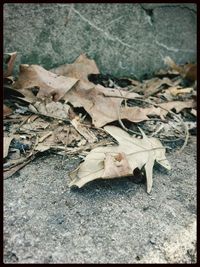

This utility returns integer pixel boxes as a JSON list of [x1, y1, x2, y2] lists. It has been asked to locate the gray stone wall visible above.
[[3, 3, 196, 79]]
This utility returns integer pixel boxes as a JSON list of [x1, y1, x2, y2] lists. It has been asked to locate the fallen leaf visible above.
[[4, 52, 17, 78], [50, 54, 99, 83], [3, 136, 13, 158], [3, 104, 13, 117], [20, 117, 50, 132], [159, 100, 196, 115], [35, 143, 51, 152], [63, 83, 142, 127], [190, 109, 196, 117], [69, 126, 171, 193], [71, 116, 98, 143], [33, 101, 71, 120], [103, 152, 133, 178], [13, 64, 78, 101], [119, 106, 162, 123], [167, 87, 193, 96], [143, 77, 178, 97], [4, 157, 34, 179], [164, 56, 197, 81], [35, 125, 82, 150]]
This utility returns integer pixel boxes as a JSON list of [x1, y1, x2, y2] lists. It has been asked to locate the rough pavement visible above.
[[3, 136, 196, 263]]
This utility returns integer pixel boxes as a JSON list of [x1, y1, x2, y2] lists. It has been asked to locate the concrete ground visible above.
[[3, 136, 196, 263]]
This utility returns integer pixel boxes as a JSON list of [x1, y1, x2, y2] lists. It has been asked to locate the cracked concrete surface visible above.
[[3, 3, 196, 78]]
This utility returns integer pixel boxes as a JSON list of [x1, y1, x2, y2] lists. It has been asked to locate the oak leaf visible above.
[[69, 126, 171, 193], [13, 64, 78, 101], [50, 54, 99, 84]]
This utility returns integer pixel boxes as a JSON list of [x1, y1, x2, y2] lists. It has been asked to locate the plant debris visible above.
[[69, 126, 171, 193], [3, 53, 196, 193]]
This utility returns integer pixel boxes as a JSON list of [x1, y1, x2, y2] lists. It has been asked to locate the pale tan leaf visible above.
[[69, 126, 171, 193], [35, 143, 51, 152], [190, 109, 196, 117], [168, 87, 193, 96]]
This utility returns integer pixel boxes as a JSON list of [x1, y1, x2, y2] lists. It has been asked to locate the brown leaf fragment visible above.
[[143, 77, 175, 97], [37, 125, 82, 149], [159, 100, 196, 115], [4, 158, 33, 179], [71, 117, 98, 143], [13, 64, 78, 101], [50, 54, 99, 83], [164, 56, 197, 81], [20, 117, 50, 132], [3, 104, 13, 117], [33, 101, 71, 120], [53, 125, 81, 146], [4, 52, 17, 78], [120, 106, 162, 123], [3, 136, 13, 158], [63, 83, 141, 127], [102, 152, 133, 178]]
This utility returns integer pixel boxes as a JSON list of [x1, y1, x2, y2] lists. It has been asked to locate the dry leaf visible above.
[[13, 64, 78, 101], [20, 118, 50, 132], [63, 83, 142, 127], [103, 152, 133, 178], [4, 157, 34, 179], [36, 125, 82, 149], [3, 136, 13, 158], [71, 117, 98, 143], [167, 87, 193, 96], [4, 52, 17, 78], [33, 101, 71, 119], [69, 126, 171, 193], [164, 56, 197, 81], [143, 77, 175, 97], [50, 54, 99, 83], [159, 100, 196, 115], [3, 104, 13, 117], [190, 109, 196, 117]]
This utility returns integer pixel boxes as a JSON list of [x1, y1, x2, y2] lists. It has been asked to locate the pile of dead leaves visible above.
[[3, 52, 196, 193]]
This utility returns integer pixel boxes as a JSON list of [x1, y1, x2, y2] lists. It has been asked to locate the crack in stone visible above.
[[155, 40, 195, 53], [104, 16, 124, 28], [72, 7, 136, 49]]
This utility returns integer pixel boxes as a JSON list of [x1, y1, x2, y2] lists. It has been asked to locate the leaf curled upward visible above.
[[69, 126, 171, 193]]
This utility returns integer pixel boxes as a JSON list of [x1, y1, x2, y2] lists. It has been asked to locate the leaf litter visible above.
[[3, 53, 196, 193]]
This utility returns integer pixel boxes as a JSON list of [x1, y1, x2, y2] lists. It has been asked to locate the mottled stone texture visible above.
[[3, 3, 196, 79]]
